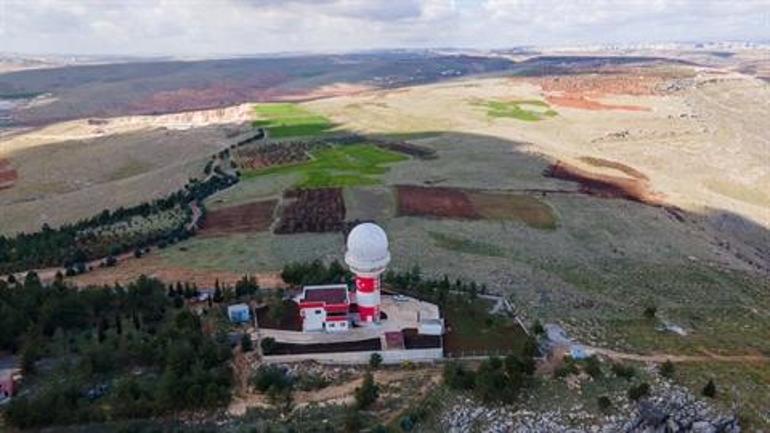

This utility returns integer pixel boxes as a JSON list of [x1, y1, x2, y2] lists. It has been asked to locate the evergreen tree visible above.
[[114, 314, 122, 335], [354, 372, 379, 410]]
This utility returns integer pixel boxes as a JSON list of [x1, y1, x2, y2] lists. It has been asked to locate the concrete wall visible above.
[[262, 348, 443, 365]]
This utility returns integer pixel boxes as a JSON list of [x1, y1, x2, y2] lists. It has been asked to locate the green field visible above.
[[243, 143, 408, 188], [475, 99, 558, 121], [253, 103, 334, 137]]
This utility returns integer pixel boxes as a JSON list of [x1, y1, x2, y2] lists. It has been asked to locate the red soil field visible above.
[[0, 158, 18, 190], [519, 71, 673, 111], [545, 95, 649, 112], [537, 73, 665, 96], [544, 161, 664, 205], [395, 185, 479, 219], [200, 200, 277, 235]]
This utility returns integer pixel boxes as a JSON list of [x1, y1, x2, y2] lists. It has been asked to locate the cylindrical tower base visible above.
[[355, 275, 381, 324]]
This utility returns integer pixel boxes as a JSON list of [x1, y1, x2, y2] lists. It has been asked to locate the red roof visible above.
[[304, 287, 348, 304]]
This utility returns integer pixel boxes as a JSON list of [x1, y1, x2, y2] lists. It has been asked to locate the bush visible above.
[[554, 357, 579, 378], [702, 379, 716, 398], [241, 334, 253, 352], [443, 361, 475, 390], [252, 365, 292, 393], [369, 353, 383, 369], [597, 395, 612, 413], [659, 360, 675, 379], [583, 356, 602, 379], [531, 319, 545, 335], [611, 362, 636, 380], [104, 255, 117, 267], [643, 305, 657, 319], [260, 337, 277, 355], [628, 382, 650, 401]]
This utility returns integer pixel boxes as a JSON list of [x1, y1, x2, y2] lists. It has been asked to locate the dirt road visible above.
[[586, 346, 770, 364]]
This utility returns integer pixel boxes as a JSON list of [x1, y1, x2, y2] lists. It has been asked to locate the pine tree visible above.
[[132, 311, 141, 330], [115, 314, 122, 335], [354, 372, 379, 409], [702, 379, 716, 398]]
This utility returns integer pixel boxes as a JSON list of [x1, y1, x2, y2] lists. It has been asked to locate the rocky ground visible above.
[[440, 384, 740, 433]]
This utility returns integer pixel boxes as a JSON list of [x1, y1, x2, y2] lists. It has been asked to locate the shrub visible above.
[[611, 362, 636, 380], [554, 357, 579, 378], [597, 395, 612, 413], [260, 337, 277, 355], [659, 360, 675, 379], [241, 334, 253, 352], [104, 255, 117, 267], [531, 319, 545, 336], [252, 365, 292, 393], [443, 361, 475, 390], [628, 382, 650, 401], [369, 353, 383, 369], [584, 356, 602, 379], [643, 305, 657, 319], [702, 379, 716, 398]]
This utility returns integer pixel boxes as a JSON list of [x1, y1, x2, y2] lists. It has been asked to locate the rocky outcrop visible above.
[[440, 386, 739, 433], [619, 388, 740, 433]]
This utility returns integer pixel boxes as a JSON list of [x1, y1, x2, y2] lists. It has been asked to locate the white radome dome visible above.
[[345, 223, 391, 276]]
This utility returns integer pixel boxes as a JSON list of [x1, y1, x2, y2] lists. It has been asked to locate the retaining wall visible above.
[[262, 348, 443, 365]]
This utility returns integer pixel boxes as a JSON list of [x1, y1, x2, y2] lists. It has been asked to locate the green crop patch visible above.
[[243, 143, 408, 188], [474, 99, 558, 121], [252, 103, 334, 137]]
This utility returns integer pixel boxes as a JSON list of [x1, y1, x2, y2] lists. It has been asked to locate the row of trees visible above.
[[0, 172, 238, 275], [382, 265, 489, 306], [0, 274, 233, 429], [281, 260, 349, 287]]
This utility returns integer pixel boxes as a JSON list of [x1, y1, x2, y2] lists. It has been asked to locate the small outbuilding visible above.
[[228, 303, 251, 324], [418, 318, 444, 336]]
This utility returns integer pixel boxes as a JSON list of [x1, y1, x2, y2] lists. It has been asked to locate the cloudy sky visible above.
[[1, 0, 769, 56]]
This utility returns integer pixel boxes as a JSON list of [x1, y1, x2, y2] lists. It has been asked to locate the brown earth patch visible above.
[[274, 188, 346, 234], [467, 191, 556, 230], [578, 156, 650, 181], [200, 200, 277, 235], [396, 185, 558, 229], [544, 160, 664, 205], [545, 94, 649, 112], [395, 185, 479, 219], [0, 158, 18, 190]]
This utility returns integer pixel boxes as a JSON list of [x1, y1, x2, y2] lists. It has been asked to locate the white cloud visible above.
[[0, 0, 767, 56]]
